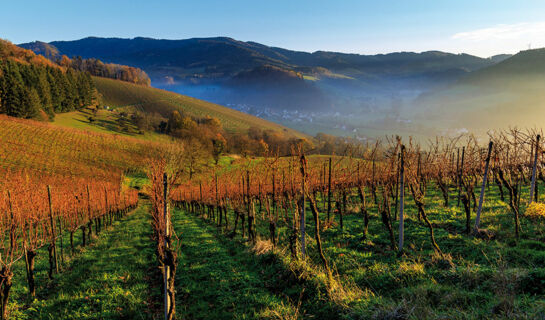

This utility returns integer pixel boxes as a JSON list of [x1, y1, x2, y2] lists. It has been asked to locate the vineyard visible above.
[[159, 129, 545, 319], [2, 113, 545, 319]]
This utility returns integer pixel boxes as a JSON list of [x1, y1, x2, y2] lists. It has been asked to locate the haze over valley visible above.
[[22, 36, 540, 140]]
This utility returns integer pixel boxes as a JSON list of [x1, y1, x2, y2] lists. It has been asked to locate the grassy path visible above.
[[174, 208, 305, 320], [12, 202, 160, 320]]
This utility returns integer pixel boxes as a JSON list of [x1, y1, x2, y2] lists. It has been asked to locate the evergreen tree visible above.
[[21, 87, 41, 118], [35, 68, 54, 118], [47, 67, 64, 113]]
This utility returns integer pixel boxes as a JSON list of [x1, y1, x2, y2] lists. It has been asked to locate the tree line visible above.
[[58, 55, 151, 86], [119, 108, 362, 180]]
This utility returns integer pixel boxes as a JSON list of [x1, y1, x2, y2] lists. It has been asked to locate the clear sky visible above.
[[3, 0, 545, 57]]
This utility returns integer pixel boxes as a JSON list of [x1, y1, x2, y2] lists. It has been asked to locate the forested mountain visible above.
[[21, 37, 502, 82], [0, 39, 95, 120]]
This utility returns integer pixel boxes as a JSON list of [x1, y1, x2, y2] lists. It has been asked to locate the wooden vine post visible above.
[[473, 141, 493, 234], [398, 145, 405, 254], [458, 147, 465, 207], [327, 157, 332, 222], [86, 185, 93, 243], [163, 173, 171, 320], [300, 155, 306, 258], [529, 135, 541, 204], [394, 152, 400, 219], [47, 185, 59, 279], [199, 182, 203, 215], [215, 174, 220, 226]]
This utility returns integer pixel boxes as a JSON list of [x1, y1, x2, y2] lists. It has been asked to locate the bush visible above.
[[525, 202, 545, 219]]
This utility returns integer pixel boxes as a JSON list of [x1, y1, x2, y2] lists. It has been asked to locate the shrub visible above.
[[525, 202, 545, 220]]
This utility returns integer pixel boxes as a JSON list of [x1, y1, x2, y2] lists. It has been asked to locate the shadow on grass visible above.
[[174, 209, 344, 320], [17, 204, 160, 320]]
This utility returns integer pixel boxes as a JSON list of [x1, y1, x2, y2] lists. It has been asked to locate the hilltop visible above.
[[2, 38, 311, 162]]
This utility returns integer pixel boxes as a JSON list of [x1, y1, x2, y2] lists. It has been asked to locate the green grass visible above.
[[174, 209, 293, 319], [53, 108, 174, 143], [9, 203, 160, 319], [320, 184, 545, 318], [183, 181, 545, 319], [173, 207, 343, 319]]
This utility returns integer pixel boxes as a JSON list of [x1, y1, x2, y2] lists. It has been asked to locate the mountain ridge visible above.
[[20, 37, 507, 81]]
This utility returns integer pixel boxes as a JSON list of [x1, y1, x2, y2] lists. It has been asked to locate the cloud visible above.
[[452, 21, 545, 42]]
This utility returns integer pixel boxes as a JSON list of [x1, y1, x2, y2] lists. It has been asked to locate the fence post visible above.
[[456, 148, 460, 206], [530, 135, 541, 204], [474, 141, 493, 233]]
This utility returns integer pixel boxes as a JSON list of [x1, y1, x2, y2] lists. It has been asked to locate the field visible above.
[[8, 202, 159, 319], [166, 133, 545, 319]]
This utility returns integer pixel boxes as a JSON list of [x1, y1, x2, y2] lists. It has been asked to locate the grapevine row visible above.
[[0, 168, 138, 320]]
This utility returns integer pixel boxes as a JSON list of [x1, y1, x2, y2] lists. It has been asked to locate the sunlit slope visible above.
[[52, 109, 174, 143], [414, 48, 545, 136], [93, 76, 308, 138], [0, 115, 167, 179]]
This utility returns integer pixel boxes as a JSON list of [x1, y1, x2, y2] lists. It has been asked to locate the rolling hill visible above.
[[414, 48, 545, 136], [92, 76, 308, 138], [23, 37, 528, 140]]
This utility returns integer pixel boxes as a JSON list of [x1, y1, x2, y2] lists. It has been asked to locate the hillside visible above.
[[16, 40, 60, 59], [92, 76, 308, 138], [226, 65, 329, 111], [0, 114, 166, 179], [21, 40, 151, 86], [1, 39, 57, 67], [414, 48, 545, 136]]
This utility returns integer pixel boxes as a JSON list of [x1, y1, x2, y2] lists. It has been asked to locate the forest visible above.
[[0, 40, 95, 120]]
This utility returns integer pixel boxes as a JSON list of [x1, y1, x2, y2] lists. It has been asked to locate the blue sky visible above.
[[3, 0, 545, 57]]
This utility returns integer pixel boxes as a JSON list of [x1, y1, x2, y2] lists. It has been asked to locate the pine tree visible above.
[[21, 87, 41, 118], [36, 68, 54, 119], [47, 67, 64, 113]]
